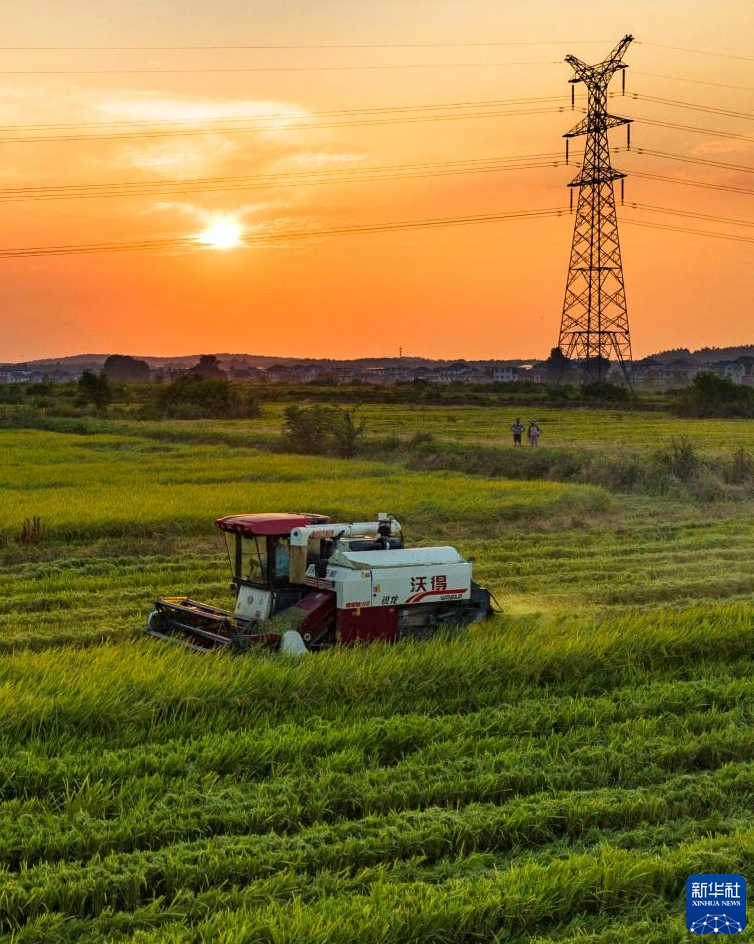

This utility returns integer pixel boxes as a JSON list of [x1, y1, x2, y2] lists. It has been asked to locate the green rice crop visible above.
[[0, 429, 611, 543], [2, 412, 754, 942]]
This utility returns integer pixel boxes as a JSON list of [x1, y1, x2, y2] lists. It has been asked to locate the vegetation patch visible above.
[[673, 371, 754, 418], [2, 402, 754, 942]]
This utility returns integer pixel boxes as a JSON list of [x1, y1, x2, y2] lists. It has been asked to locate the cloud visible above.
[[94, 92, 317, 177], [692, 139, 754, 158], [121, 137, 240, 176], [93, 92, 310, 128], [155, 200, 271, 222]]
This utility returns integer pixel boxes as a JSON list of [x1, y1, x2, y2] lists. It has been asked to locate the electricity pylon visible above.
[[558, 34, 634, 385]]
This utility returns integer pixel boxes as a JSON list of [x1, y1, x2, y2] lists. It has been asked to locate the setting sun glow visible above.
[[196, 217, 244, 250], [1, 1, 753, 363]]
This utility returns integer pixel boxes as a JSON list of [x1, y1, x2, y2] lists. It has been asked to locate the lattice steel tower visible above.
[[558, 34, 634, 385]]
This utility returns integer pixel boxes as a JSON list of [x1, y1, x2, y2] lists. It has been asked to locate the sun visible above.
[[195, 216, 244, 250]]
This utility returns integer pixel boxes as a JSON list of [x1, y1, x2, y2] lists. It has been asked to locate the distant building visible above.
[[434, 361, 475, 383], [492, 366, 520, 383], [707, 360, 746, 385], [0, 369, 46, 383], [632, 357, 699, 388]]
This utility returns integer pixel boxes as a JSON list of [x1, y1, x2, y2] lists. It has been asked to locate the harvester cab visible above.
[[218, 512, 333, 622], [146, 511, 491, 654]]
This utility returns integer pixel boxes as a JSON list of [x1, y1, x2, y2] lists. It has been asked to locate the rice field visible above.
[[1, 405, 754, 942]]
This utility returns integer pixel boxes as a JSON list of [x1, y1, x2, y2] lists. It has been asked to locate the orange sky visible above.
[[1, 1, 753, 363]]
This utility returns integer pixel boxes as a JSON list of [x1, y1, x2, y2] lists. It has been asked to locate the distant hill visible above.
[[637, 346, 754, 364], [691, 346, 754, 363], [5, 346, 754, 374], [1, 352, 534, 372]]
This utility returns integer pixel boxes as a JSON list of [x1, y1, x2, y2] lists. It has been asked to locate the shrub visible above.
[[653, 436, 699, 481], [580, 380, 633, 402], [154, 375, 260, 419], [76, 371, 112, 411], [724, 446, 754, 485], [103, 354, 151, 382], [282, 405, 366, 458], [674, 371, 754, 418]]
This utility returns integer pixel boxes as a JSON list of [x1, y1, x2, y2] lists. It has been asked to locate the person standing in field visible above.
[[510, 418, 524, 446], [528, 420, 541, 447]]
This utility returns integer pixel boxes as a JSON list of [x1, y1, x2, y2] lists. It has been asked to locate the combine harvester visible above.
[[147, 512, 492, 653]]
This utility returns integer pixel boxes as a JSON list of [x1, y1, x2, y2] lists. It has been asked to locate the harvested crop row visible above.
[[2, 605, 754, 738], [1, 675, 751, 804], [2, 831, 752, 939], [1, 756, 754, 873]]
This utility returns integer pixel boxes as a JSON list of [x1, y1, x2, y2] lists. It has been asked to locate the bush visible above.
[[674, 372, 754, 418], [282, 405, 366, 458], [103, 354, 151, 382], [580, 380, 633, 402], [76, 371, 112, 411], [153, 375, 260, 419], [653, 436, 699, 481], [723, 446, 754, 485]]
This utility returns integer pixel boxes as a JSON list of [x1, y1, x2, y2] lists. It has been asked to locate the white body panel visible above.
[[289, 517, 402, 546], [334, 547, 465, 569], [235, 586, 274, 620], [305, 546, 471, 610]]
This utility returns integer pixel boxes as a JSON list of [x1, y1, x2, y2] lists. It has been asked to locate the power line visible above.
[[640, 42, 754, 63], [632, 148, 754, 175], [630, 170, 754, 197], [0, 91, 746, 138], [632, 116, 754, 143], [634, 71, 754, 93], [0, 60, 559, 75], [623, 92, 754, 122], [0, 39, 742, 57], [624, 217, 754, 244], [0, 207, 566, 258], [0, 104, 573, 144], [0, 41, 613, 51], [627, 202, 754, 228], [1, 204, 746, 258], [0, 95, 564, 134], [1, 101, 747, 151], [0, 152, 567, 202]]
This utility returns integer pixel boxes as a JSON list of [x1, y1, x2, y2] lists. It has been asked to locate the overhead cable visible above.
[[640, 42, 754, 63], [0, 41, 613, 51], [624, 218, 754, 243], [0, 96, 564, 134], [0, 207, 566, 258], [630, 116, 754, 142], [0, 104, 573, 144], [629, 170, 754, 197], [632, 148, 754, 175], [0, 60, 559, 75], [622, 92, 754, 122], [0, 153, 567, 202], [626, 202, 754, 228]]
